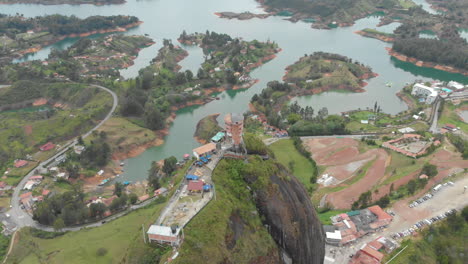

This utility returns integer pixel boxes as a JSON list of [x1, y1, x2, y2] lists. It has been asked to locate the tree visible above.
[[462, 206, 468, 222], [129, 193, 138, 204], [89, 202, 107, 218], [114, 182, 124, 197], [407, 179, 417, 194], [287, 113, 301, 124], [148, 162, 161, 190], [77, 136, 84, 145], [162, 156, 178, 175], [421, 163, 438, 177], [143, 104, 165, 130], [185, 70, 193, 81], [53, 217, 65, 231]]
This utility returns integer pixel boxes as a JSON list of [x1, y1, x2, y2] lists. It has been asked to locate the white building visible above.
[[447, 81, 465, 90], [147, 225, 183, 246], [411, 83, 438, 104]]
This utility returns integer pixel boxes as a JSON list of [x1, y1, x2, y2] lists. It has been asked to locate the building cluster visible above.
[[20, 189, 51, 211], [382, 134, 432, 158], [411, 81, 466, 104], [324, 205, 393, 246], [349, 236, 397, 264]]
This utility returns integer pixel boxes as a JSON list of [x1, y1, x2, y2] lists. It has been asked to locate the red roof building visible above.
[[187, 180, 204, 192], [39, 142, 55, 151], [14, 160, 28, 168], [361, 245, 384, 262], [30, 175, 43, 181], [368, 206, 392, 221], [0, 182, 6, 188], [42, 189, 51, 196]]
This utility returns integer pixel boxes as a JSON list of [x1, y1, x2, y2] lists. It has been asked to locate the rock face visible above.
[[247, 166, 325, 264]]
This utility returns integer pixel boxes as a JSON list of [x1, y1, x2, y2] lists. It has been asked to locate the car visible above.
[[409, 204, 414, 208]]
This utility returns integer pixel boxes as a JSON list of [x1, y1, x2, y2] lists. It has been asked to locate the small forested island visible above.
[[245, 0, 408, 28], [251, 52, 377, 134], [0, 0, 124, 5], [214, 11, 271, 20], [283, 52, 376, 94], [0, 14, 142, 64]]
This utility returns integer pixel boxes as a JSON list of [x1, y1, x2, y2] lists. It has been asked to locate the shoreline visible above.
[[12, 21, 144, 60], [354, 30, 394, 42], [386, 47, 468, 76]]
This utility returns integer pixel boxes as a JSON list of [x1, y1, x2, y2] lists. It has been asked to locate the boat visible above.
[[120, 162, 124, 166], [98, 179, 109, 186], [123, 181, 131, 186], [386, 82, 392, 87]]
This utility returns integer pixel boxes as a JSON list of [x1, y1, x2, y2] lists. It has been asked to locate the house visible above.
[[30, 175, 43, 182], [39, 142, 55, 151], [154, 187, 168, 196], [398, 127, 415, 134], [14, 160, 28, 168], [56, 172, 68, 179], [0, 182, 7, 189], [23, 180, 37, 190], [411, 83, 438, 104], [138, 194, 150, 202], [147, 225, 182, 246], [192, 143, 217, 159], [444, 123, 457, 131], [74, 145, 85, 155], [20, 192, 33, 209], [42, 189, 51, 197], [187, 180, 204, 193], [360, 120, 369, 124]]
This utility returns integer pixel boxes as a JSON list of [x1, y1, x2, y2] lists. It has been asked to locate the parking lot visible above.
[[324, 175, 468, 264]]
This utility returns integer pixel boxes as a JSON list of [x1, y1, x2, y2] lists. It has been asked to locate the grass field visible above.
[[269, 139, 316, 190], [87, 117, 157, 154], [381, 149, 431, 186]]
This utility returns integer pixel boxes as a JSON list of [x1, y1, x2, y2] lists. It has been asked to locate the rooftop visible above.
[[147, 225, 180, 237], [187, 180, 204, 191], [193, 143, 216, 156]]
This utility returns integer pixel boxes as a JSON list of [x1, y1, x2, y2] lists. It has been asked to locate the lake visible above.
[[2, 0, 467, 181]]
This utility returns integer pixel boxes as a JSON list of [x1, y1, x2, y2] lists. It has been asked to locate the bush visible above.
[[96, 247, 108, 256], [30, 228, 66, 239], [244, 133, 267, 155]]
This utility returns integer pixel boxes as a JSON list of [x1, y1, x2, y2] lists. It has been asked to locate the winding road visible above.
[[6, 84, 118, 231]]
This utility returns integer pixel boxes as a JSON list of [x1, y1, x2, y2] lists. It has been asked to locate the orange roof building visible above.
[[192, 143, 216, 159]]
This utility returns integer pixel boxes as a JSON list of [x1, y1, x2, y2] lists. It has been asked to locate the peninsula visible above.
[[0, 14, 142, 64]]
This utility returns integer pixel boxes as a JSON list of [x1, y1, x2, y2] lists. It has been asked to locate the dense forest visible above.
[[263, 0, 400, 24], [0, 14, 139, 36], [386, 4, 468, 70], [393, 38, 468, 70]]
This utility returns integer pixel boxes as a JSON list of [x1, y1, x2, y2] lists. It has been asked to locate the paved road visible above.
[[429, 99, 441, 133], [6, 84, 118, 230]]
